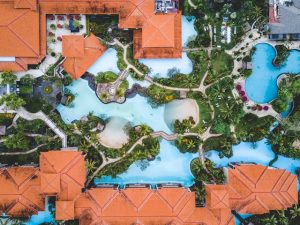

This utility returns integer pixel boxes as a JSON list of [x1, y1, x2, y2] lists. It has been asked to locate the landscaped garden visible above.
[[0, 1, 299, 224]]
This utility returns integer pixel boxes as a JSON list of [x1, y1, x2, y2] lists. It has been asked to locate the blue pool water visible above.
[[94, 139, 198, 187], [280, 102, 293, 118], [138, 15, 196, 78], [26, 199, 55, 225], [234, 214, 252, 225], [245, 43, 300, 103], [139, 52, 193, 78], [87, 48, 120, 75], [206, 138, 300, 175], [182, 16, 197, 47], [57, 79, 171, 132]]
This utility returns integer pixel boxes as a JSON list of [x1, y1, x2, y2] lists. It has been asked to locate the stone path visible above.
[[113, 38, 144, 77], [96, 70, 129, 103], [188, 0, 197, 9], [0, 144, 47, 156], [3, 107, 68, 148]]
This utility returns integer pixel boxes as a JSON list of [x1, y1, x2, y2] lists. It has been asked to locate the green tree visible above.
[[4, 131, 29, 150], [0, 71, 17, 85], [276, 210, 288, 225], [261, 215, 278, 225], [85, 160, 97, 173], [0, 93, 26, 110], [289, 205, 300, 219], [138, 124, 152, 136], [187, 139, 196, 149], [20, 74, 35, 86]]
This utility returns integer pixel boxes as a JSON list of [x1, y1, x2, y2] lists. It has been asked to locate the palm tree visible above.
[[176, 136, 184, 145], [79, 140, 91, 154], [290, 205, 300, 219], [187, 139, 196, 150], [85, 160, 97, 173], [139, 124, 151, 136], [219, 103, 234, 121], [276, 210, 288, 225], [261, 215, 278, 225], [89, 133, 99, 145]]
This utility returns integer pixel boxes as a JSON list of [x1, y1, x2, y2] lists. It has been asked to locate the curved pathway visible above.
[[86, 127, 221, 185], [4, 107, 68, 148], [0, 144, 47, 156], [113, 38, 144, 77]]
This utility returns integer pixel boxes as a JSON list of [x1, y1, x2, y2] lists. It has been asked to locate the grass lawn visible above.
[[197, 99, 212, 127], [206, 50, 234, 84], [188, 92, 212, 131], [20, 85, 33, 95]]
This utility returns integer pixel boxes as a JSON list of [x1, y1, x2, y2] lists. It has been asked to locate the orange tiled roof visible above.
[[0, 167, 44, 217], [227, 164, 298, 214], [0, 1, 40, 57], [62, 35, 85, 58], [133, 12, 182, 58], [38, 0, 181, 59], [56, 201, 75, 220], [74, 187, 234, 225], [0, 0, 182, 72], [0, 150, 298, 225], [40, 150, 86, 201], [206, 184, 230, 209], [14, 0, 37, 10], [142, 14, 175, 48], [63, 33, 106, 80]]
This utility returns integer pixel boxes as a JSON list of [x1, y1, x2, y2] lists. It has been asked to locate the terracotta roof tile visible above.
[[122, 187, 152, 208], [101, 193, 137, 217], [40, 173, 60, 194], [138, 192, 173, 216], [63, 33, 106, 80], [87, 188, 119, 210], [206, 185, 230, 209], [0, 2, 40, 57], [56, 201, 75, 220], [142, 14, 175, 48], [14, 0, 37, 10], [6, 167, 38, 187], [0, 167, 44, 217], [156, 187, 186, 208], [40, 151, 86, 201], [228, 164, 298, 214], [62, 35, 85, 58]]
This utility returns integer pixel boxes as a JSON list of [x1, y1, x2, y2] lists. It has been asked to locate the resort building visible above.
[[0, 0, 182, 78], [0, 150, 297, 224], [268, 0, 300, 40], [62, 33, 107, 80]]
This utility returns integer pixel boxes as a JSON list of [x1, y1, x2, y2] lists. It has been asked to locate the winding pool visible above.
[[87, 48, 120, 75], [94, 139, 198, 187], [57, 79, 171, 132], [206, 138, 300, 175], [182, 16, 197, 47], [245, 43, 300, 103]]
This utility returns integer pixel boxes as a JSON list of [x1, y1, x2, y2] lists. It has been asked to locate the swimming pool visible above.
[[94, 139, 198, 187], [57, 79, 171, 132], [206, 138, 300, 175], [245, 43, 300, 103], [26, 198, 55, 225], [182, 16, 197, 47], [87, 48, 120, 75]]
